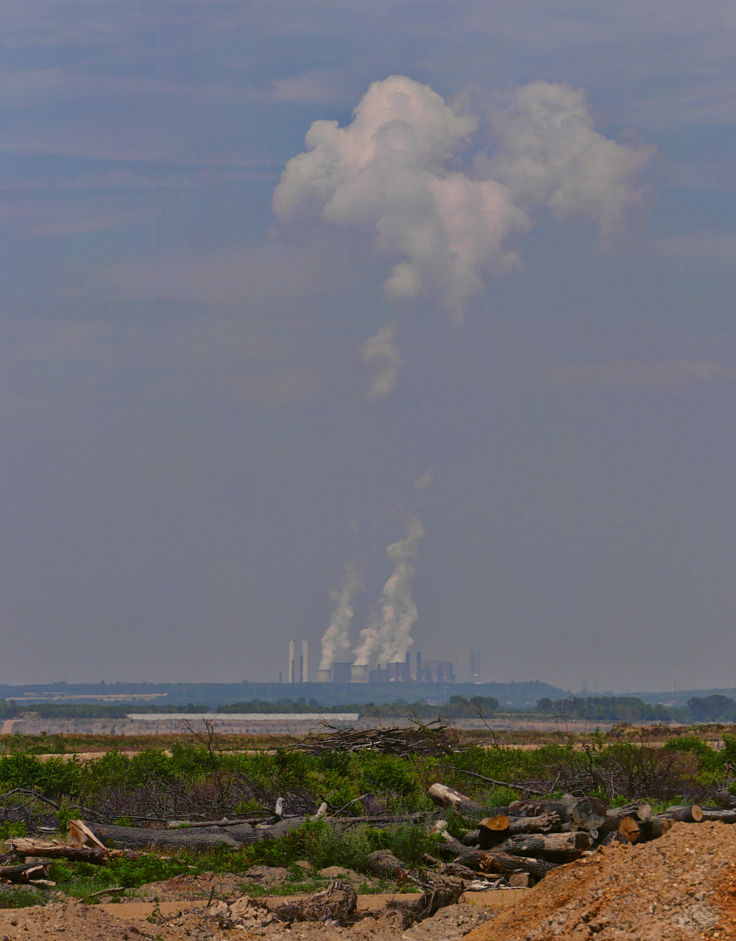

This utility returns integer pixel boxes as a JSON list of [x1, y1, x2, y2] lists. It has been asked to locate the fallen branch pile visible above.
[[293, 721, 459, 757]]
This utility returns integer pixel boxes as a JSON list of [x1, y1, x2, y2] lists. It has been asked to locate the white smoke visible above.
[[319, 563, 361, 672], [361, 323, 402, 399], [485, 81, 652, 244], [273, 75, 529, 320], [273, 75, 651, 392], [353, 516, 425, 667]]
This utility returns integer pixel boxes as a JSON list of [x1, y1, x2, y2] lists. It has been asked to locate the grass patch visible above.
[[0, 885, 49, 908]]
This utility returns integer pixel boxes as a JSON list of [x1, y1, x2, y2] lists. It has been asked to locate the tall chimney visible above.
[[288, 640, 295, 684], [301, 640, 309, 683]]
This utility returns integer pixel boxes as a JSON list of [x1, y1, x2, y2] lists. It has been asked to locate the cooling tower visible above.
[[350, 664, 369, 683], [315, 668, 331, 683]]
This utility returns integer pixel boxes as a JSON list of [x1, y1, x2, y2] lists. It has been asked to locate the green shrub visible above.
[[0, 821, 26, 840], [0, 886, 49, 908]]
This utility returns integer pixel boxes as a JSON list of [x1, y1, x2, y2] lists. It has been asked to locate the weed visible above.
[[0, 821, 27, 840], [0, 886, 49, 908]]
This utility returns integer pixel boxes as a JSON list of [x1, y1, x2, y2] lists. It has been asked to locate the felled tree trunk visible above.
[[496, 830, 592, 859], [7, 839, 108, 864], [639, 816, 673, 840], [452, 848, 556, 880], [599, 802, 651, 834], [663, 805, 704, 823], [428, 783, 481, 817], [512, 795, 606, 832], [0, 861, 52, 882], [88, 817, 306, 850], [700, 809, 736, 823], [477, 812, 563, 848]]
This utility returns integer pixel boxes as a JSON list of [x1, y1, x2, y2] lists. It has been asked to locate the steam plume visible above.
[[273, 75, 651, 393], [319, 563, 360, 672], [353, 516, 425, 666]]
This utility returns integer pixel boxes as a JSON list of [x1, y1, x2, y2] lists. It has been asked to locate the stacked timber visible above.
[[428, 783, 711, 889]]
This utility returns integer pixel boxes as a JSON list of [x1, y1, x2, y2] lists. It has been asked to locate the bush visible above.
[[0, 886, 49, 908], [246, 819, 438, 872]]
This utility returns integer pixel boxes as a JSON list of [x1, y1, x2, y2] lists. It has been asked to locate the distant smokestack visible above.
[[316, 668, 330, 683], [288, 640, 296, 684], [350, 664, 369, 683], [301, 640, 309, 683]]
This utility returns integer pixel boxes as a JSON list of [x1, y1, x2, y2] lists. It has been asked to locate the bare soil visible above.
[[4, 822, 736, 940], [464, 820, 736, 941]]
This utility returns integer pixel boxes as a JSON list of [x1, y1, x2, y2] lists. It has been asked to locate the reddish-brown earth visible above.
[[3, 822, 736, 940]]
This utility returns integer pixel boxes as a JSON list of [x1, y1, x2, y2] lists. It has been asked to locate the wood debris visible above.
[[293, 721, 459, 757]]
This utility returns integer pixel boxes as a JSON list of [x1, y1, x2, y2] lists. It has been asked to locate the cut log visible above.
[[700, 809, 736, 823], [477, 815, 510, 850], [442, 862, 478, 880], [570, 797, 608, 831], [511, 795, 606, 831], [428, 783, 481, 817], [496, 831, 592, 859], [436, 829, 469, 859], [599, 802, 651, 834], [506, 812, 563, 835], [600, 831, 630, 846], [452, 848, 555, 881], [452, 849, 493, 872], [462, 829, 480, 846], [616, 816, 641, 844], [486, 851, 557, 881], [0, 862, 51, 883], [639, 816, 673, 841], [88, 822, 245, 849], [88, 817, 309, 850], [663, 805, 704, 823], [7, 839, 108, 864], [165, 816, 266, 829]]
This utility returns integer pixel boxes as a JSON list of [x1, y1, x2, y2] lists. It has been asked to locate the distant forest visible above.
[[2, 693, 736, 722]]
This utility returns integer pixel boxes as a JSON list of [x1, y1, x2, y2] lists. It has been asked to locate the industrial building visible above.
[[297, 644, 456, 684]]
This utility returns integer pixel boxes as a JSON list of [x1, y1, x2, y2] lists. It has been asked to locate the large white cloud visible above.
[[273, 75, 651, 391], [273, 75, 530, 318], [486, 81, 652, 242]]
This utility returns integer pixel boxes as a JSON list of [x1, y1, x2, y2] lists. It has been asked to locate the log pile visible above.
[[427, 782, 714, 889]]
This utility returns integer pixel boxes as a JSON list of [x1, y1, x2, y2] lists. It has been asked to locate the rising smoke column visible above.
[[273, 75, 651, 394], [318, 563, 360, 672], [353, 516, 425, 667]]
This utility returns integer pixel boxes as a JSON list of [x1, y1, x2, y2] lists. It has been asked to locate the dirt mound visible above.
[[465, 820, 736, 941], [0, 899, 159, 940], [154, 900, 487, 941], [133, 869, 253, 900]]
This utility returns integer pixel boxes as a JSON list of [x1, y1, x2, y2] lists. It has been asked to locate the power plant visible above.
[[289, 643, 456, 684]]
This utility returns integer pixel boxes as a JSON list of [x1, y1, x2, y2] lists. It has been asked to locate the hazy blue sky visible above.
[[2, 1, 735, 691]]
